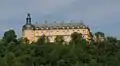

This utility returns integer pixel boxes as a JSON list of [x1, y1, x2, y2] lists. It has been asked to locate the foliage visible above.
[[55, 35, 64, 44], [3, 30, 17, 43], [0, 30, 120, 66]]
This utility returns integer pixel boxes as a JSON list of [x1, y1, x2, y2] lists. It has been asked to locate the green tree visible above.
[[0, 57, 8, 66], [0, 29, 120, 66], [36, 35, 49, 45], [55, 35, 64, 44], [3, 30, 17, 43], [70, 32, 84, 44], [18, 37, 29, 44], [94, 32, 105, 43], [4, 52, 15, 66]]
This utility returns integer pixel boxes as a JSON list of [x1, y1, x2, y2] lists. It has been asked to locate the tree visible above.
[[0, 29, 120, 66], [55, 35, 64, 44], [70, 32, 85, 44], [18, 37, 29, 44], [3, 30, 17, 43], [95, 32, 105, 38], [36, 35, 49, 45], [0, 57, 8, 66], [94, 32, 105, 44], [4, 52, 15, 66]]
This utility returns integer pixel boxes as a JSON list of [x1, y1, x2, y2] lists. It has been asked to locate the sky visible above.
[[0, 0, 120, 39]]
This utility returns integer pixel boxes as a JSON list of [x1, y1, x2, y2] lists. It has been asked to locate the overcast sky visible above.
[[0, 0, 120, 38]]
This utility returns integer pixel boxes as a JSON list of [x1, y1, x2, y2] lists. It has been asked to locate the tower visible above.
[[22, 13, 34, 43], [26, 13, 31, 25]]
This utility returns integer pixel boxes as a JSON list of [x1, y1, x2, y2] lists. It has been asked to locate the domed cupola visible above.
[[22, 13, 35, 31]]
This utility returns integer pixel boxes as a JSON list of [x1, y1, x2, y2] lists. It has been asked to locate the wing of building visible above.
[[22, 13, 91, 43]]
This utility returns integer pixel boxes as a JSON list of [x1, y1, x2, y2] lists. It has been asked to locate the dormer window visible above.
[[83, 26, 85, 28], [36, 27, 39, 30], [67, 27, 69, 29], [64, 27, 67, 29], [41, 28, 43, 29], [72, 27, 74, 29], [56, 27, 59, 29]]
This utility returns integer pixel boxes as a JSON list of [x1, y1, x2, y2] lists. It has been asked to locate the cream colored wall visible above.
[[23, 30, 35, 43], [23, 28, 90, 43], [34, 29, 89, 36]]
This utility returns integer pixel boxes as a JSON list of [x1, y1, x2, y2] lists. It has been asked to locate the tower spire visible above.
[[26, 13, 31, 25]]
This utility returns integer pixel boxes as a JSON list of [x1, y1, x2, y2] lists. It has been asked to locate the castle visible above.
[[22, 13, 91, 43]]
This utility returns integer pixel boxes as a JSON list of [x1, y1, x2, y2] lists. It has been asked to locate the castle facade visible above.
[[22, 14, 91, 43]]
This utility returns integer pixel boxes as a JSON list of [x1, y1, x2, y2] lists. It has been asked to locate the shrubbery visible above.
[[0, 30, 120, 66]]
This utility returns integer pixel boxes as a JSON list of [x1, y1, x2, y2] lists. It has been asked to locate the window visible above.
[[82, 35, 85, 38], [41, 31, 43, 33], [35, 31, 39, 34], [83, 30, 85, 33], [64, 27, 67, 29], [67, 30, 69, 32], [35, 33, 39, 36], [41, 28, 43, 29], [67, 27, 69, 29], [32, 33, 34, 35], [50, 36, 53, 38], [36, 27, 39, 30]]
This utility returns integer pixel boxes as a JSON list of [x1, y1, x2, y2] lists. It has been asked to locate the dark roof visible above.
[[22, 24, 35, 30], [22, 22, 88, 30], [33, 22, 87, 28]]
